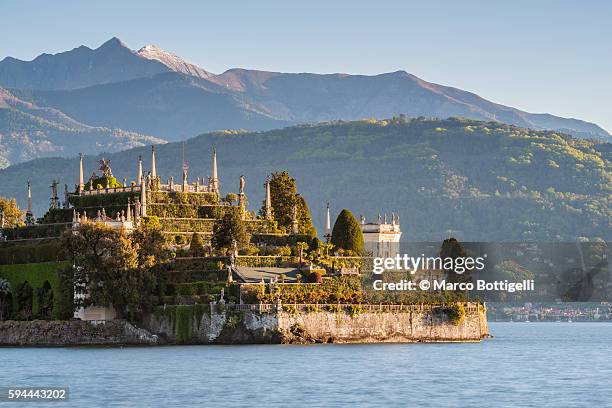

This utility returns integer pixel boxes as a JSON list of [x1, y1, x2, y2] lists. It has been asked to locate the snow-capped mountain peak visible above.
[[137, 44, 214, 79]]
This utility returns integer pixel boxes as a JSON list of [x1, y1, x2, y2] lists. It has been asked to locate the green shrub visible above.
[[308, 271, 323, 283], [283, 304, 298, 315], [331, 209, 364, 254], [444, 303, 466, 326], [305, 304, 318, 313], [348, 304, 362, 318], [328, 304, 341, 313], [189, 233, 206, 256]]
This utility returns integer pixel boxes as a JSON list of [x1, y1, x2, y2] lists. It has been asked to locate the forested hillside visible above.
[[1, 117, 609, 241]]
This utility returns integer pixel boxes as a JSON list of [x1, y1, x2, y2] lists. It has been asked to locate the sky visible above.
[[1, 0, 610, 132]]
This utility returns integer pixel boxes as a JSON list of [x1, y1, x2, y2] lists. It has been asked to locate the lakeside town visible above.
[[488, 302, 612, 322]]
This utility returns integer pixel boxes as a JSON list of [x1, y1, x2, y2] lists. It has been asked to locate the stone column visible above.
[[137, 155, 143, 186], [25, 180, 34, 225], [140, 175, 147, 217], [151, 145, 157, 180], [212, 148, 219, 195], [325, 202, 331, 243], [78, 153, 84, 192], [265, 179, 272, 220]]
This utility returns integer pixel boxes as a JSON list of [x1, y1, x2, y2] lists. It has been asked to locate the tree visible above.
[[212, 210, 249, 254], [56, 266, 75, 320], [37, 281, 53, 319], [0, 196, 24, 227], [262, 171, 297, 232], [439, 237, 472, 285], [260, 171, 316, 236], [15, 281, 33, 320], [61, 222, 167, 319], [331, 209, 364, 254], [296, 241, 309, 265], [224, 193, 238, 205], [296, 194, 317, 237], [189, 233, 206, 256], [0, 278, 11, 320]]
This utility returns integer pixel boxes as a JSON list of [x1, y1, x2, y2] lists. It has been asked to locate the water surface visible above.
[[2, 323, 610, 407]]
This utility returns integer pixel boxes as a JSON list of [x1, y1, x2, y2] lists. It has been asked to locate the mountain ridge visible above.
[[0, 87, 165, 168], [0, 37, 609, 164]]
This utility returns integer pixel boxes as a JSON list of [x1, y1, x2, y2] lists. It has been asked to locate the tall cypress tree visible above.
[[261, 171, 316, 236], [296, 194, 316, 237], [262, 171, 296, 232], [331, 209, 364, 254]]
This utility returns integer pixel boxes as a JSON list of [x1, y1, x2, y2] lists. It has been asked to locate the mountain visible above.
[[0, 37, 173, 90], [210, 69, 609, 140], [9, 73, 290, 140], [137, 44, 214, 79], [0, 87, 164, 168], [1, 118, 609, 242], [0, 37, 609, 143]]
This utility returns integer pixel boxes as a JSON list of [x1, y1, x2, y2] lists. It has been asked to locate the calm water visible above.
[[1, 323, 611, 407]]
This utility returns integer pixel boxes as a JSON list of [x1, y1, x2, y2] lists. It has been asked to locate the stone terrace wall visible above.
[[145, 304, 489, 344]]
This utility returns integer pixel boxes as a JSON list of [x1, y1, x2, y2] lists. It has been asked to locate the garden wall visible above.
[[145, 303, 489, 344]]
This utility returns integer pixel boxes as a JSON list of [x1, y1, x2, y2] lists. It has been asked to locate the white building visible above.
[[360, 213, 402, 259]]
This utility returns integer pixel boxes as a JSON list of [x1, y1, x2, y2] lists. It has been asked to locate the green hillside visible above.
[[0, 117, 609, 241]]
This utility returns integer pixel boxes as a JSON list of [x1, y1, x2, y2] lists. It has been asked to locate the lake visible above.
[[2, 323, 611, 407]]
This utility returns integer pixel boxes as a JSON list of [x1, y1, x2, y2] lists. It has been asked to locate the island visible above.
[[0, 147, 489, 345]]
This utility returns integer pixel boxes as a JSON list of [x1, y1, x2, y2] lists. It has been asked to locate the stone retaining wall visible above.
[[145, 305, 489, 344], [0, 306, 489, 346]]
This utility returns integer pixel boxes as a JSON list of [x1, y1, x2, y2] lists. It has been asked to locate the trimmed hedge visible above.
[[1, 224, 70, 240], [250, 233, 311, 246], [234, 256, 298, 268], [148, 204, 239, 219], [40, 208, 73, 224], [160, 270, 227, 286], [158, 218, 217, 233], [69, 191, 139, 209], [150, 192, 219, 206], [0, 240, 65, 264]]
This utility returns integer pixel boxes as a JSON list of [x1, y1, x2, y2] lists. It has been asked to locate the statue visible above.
[[378, 213, 382, 224], [134, 198, 141, 217], [232, 239, 238, 257], [99, 158, 113, 178], [239, 175, 245, 195], [182, 164, 189, 187], [218, 288, 225, 305]]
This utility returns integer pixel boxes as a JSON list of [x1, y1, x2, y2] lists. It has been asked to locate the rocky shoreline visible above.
[[0, 304, 489, 346], [0, 320, 159, 346]]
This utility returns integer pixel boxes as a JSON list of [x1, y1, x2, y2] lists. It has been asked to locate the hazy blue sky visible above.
[[1, 0, 610, 132]]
